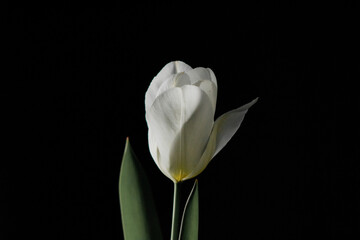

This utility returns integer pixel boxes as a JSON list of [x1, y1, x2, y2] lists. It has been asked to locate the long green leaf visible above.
[[179, 180, 199, 240], [119, 138, 163, 240]]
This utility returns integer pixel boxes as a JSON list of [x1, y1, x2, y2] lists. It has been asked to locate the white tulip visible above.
[[145, 61, 257, 182]]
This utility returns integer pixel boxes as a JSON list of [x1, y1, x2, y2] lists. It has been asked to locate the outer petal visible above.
[[145, 61, 192, 112], [183, 98, 258, 180], [148, 129, 175, 181], [145, 85, 214, 182], [211, 98, 258, 157]]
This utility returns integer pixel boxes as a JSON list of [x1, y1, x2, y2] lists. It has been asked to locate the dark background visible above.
[[3, 2, 359, 240]]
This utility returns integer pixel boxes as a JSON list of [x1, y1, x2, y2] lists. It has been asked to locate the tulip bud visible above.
[[145, 61, 257, 182]]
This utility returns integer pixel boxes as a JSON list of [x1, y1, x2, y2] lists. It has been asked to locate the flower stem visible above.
[[170, 182, 181, 240]]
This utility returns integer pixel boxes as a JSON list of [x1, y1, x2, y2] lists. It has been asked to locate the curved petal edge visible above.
[[212, 98, 258, 157]]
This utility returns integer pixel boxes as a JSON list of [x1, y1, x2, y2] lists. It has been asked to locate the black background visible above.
[[3, 2, 359, 240]]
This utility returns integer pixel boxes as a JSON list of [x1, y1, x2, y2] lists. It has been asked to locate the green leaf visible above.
[[179, 180, 199, 240], [119, 138, 163, 240]]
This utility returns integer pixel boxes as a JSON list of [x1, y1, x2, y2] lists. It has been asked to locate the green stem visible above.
[[170, 182, 181, 240]]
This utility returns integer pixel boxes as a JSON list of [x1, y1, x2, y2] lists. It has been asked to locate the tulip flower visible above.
[[145, 61, 257, 183]]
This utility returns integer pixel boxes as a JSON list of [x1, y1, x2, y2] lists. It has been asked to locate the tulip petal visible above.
[[193, 80, 217, 113], [208, 68, 217, 87], [212, 98, 258, 157], [183, 98, 258, 180], [156, 73, 191, 99], [186, 67, 212, 84], [186, 67, 217, 111], [183, 67, 217, 87], [148, 129, 175, 181], [145, 61, 192, 112], [146, 85, 214, 182]]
